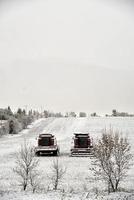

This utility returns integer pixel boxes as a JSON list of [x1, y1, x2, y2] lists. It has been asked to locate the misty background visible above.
[[0, 0, 134, 114]]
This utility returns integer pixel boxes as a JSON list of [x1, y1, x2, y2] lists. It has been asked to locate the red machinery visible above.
[[35, 133, 59, 156], [70, 133, 93, 156]]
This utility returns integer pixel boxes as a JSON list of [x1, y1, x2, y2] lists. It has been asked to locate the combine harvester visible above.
[[70, 133, 93, 156], [35, 133, 59, 156]]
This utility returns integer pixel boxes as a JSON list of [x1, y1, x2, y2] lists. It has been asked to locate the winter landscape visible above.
[[0, 116, 134, 200], [1, 0, 134, 199]]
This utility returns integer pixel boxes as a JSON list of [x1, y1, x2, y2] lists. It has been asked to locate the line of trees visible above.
[[111, 109, 134, 117], [0, 107, 40, 137], [43, 110, 134, 118], [43, 110, 98, 118], [1, 107, 134, 137]]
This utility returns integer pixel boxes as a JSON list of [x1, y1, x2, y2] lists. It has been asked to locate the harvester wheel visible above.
[[53, 150, 58, 156], [36, 152, 40, 156]]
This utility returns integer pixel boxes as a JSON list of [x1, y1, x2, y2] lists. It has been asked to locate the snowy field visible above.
[[0, 117, 134, 200]]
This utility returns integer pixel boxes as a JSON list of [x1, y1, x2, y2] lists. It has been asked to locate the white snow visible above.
[[0, 117, 134, 200]]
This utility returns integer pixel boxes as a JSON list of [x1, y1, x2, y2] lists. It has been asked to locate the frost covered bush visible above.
[[8, 118, 22, 134], [0, 121, 9, 137], [17, 115, 33, 130], [13, 142, 41, 192], [0, 126, 5, 137], [0, 107, 34, 136], [51, 158, 66, 190], [91, 128, 133, 193]]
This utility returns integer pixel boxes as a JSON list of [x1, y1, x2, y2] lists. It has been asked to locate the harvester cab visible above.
[[70, 133, 93, 156], [35, 133, 59, 156]]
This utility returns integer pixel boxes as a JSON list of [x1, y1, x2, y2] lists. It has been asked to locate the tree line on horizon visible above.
[[0, 107, 134, 137], [0, 106, 39, 137]]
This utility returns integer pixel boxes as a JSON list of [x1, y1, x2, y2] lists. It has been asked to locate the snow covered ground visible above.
[[0, 117, 134, 200]]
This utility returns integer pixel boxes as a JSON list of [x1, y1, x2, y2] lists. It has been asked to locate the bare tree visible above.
[[90, 128, 133, 193], [29, 170, 41, 193], [51, 158, 66, 190], [13, 141, 40, 191]]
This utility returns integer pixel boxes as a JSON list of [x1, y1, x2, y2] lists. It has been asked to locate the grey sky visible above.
[[0, 0, 134, 114]]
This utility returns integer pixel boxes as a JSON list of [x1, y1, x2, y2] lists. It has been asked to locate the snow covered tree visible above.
[[13, 142, 40, 191], [17, 108, 22, 115], [9, 120, 15, 134], [8, 118, 22, 134], [0, 125, 8, 137], [22, 109, 26, 116], [55, 112, 63, 117], [7, 106, 13, 116], [112, 109, 117, 116], [69, 112, 77, 117], [90, 128, 133, 193], [28, 109, 33, 116], [44, 110, 49, 118], [15, 108, 33, 129], [51, 158, 66, 190], [0, 107, 13, 120], [91, 112, 97, 117], [79, 112, 87, 117]]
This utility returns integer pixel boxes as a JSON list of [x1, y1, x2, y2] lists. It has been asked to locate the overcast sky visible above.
[[0, 0, 134, 114]]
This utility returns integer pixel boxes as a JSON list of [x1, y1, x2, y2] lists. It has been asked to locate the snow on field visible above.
[[1, 191, 134, 200], [0, 117, 134, 200]]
